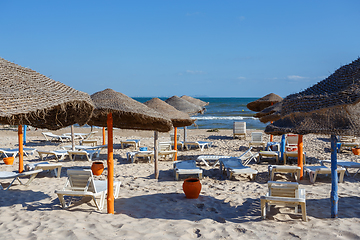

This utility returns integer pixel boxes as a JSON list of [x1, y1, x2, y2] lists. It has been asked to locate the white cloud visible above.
[[186, 70, 206, 75], [237, 76, 246, 80], [287, 75, 306, 80]]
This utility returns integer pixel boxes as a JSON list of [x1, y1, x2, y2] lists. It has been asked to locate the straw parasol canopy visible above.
[[247, 93, 283, 112], [258, 58, 360, 123], [0, 57, 94, 130], [165, 96, 204, 115], [265, 103, 360, 136], [261, 57, 360, 219], [88, 89, 172, 132], [180, 95, 209, 108], [144, 98, 195, 128]]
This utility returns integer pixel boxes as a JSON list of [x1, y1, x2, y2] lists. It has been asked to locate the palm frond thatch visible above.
[[144, 98, 195, 128], [88, 89, 173, 132], [165, 96, 203, 115], [180, 95, 209, 108], [0, 57, 94, 130], [247, 93, 283, 112]]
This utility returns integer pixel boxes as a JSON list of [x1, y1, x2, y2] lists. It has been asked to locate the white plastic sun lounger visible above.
[[260, 181, 307, 221], [219, 157, 258, 180], [37, 150, 69, 161], [25, 162, 62, 178], [321, 160, 360, 177], [120, 139, 141, 149], [67, 150, 98, 161], [0, 149, 19, 158], [304, 165, 345, 183], [42, 132, 71, 142], [249, 132, 266, 150], [55, 169, 120, 211], [62, 145, 107, 158], [173, 160, 203, 180], [0, 147, 36, 158], [240, 147, 260, 166], [196, 155, 230, 167], [0, 169, 43, 190], [268, 165, 301, 182], [184, 141, 212, 151]]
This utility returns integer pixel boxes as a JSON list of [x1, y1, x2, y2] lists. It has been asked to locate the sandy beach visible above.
[[1, 126, 360, 239]]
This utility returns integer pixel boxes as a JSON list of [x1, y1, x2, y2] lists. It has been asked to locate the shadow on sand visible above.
[[114, 192, 262, 223]]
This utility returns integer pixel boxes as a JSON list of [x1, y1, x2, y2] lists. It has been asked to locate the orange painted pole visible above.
[[174, 127, 178, 161], [298, 135, 303, 180], [107, 113, 114, 214], [102, 127, 106, 145], [18, 125, 24, 173]]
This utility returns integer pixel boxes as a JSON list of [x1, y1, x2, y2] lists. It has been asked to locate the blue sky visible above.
[[1, 1, 359, 98]]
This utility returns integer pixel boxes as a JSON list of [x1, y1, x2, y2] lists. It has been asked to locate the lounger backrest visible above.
[[233, 122, 246, 134], [159, 143, 171, 151], [174, 160, 197, 169], [84, 131, 97, 140], [67, 169, 96, 193], [268, 181, 299, 198], [251, 132, 263, 142], [286, 134, 298, 146], [170, 134, 180, 142], [221, 157, 243, 168]]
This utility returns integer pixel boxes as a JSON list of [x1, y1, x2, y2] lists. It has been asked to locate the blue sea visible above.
[[134, 97, 267, 130]]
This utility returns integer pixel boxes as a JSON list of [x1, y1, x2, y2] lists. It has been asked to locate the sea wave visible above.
[[191, 116, 257, 120]]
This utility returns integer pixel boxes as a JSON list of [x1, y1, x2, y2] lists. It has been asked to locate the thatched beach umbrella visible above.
[[247, 93, 283, 112], [247, 93, 283, 142], [144, 98, 195, 128], [0, 57, 94, 172], [144, 98, 195, 175], [165, 96, 203, 160], [263, 57, 360, 218], [165, 96, 204, 115], [88, 89, 172, 214], [180, 95, 209, 108]]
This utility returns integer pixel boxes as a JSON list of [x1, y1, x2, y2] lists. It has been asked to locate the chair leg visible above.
[[57, 194, 68, 208], [260, 199, 266, 219], [312, 172, 318, 184], [301, 202, 307, 221], [338, 170, 345, 183], [270, 171, 275, 181]]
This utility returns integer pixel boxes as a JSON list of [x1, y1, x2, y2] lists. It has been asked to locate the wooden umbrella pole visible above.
[[174, 127, 178, 161], [102, 127, 106, 145], [297, 135, 303, 180], [154, 131, 159, 179], [71, 125, 75, 151], [330, 134, 338, 218], [107, 113, 114, 214], [18, 125, 24, 173]]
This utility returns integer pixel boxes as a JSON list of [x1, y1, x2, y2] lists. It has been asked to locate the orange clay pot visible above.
[[352, 148, 360, 155], [91, 162, 104, 176], [183, 178, 201, 199], [3, 156, 14, 165]]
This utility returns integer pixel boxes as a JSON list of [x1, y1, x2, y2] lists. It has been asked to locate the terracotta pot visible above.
[[3, 156, 14, 165], [352, 147, 360, 155], [182, 178, 201, 199], [91, 162, 104, 176]]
